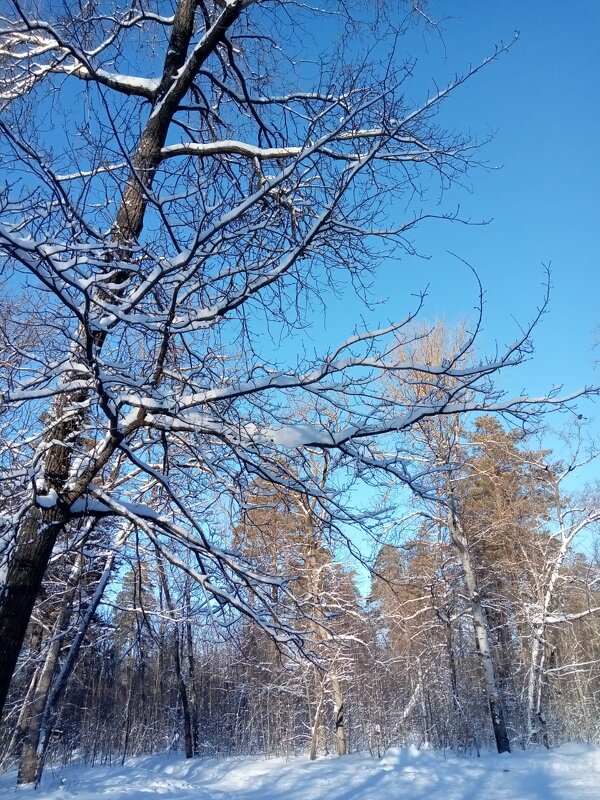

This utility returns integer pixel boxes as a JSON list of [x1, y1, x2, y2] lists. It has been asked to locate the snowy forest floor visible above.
[[2, 744, 600, 799]]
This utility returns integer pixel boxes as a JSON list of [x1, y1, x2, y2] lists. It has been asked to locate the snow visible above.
[[161, 140, 305, 160], [35, 488, 58, 508], [93, 69, 160, 94], [3, 745, 600, 799], [265, 422, 328, 447]]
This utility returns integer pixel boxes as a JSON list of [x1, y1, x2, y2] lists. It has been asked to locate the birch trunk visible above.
[[524, 479, 592, 747], [309, 671, 325, 762], [331, 674, 347, 756], [305, 537, 348, 757], [448, 506, 511, 754]]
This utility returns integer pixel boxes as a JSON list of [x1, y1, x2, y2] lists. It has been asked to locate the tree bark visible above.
[[305, 537, 348, 757], [331, 675, 347, 756], [184, 577, 199, 754], [17, 554, 85, 785], [448, 505, 511, 754], [155, 549, 193, 759], [309, 670, 325, 761], [0, 0, 249, 722], [0, 496, 77, 718]]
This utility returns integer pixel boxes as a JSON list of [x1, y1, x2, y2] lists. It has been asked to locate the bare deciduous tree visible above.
[[0, 0, 579, 735]]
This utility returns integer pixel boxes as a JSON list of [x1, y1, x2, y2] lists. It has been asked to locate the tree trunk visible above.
[[305, 537, 348, 757], [155, 549, 193, 758], [0, 663, 41, 771], [17, 554, 85, 784], [184, 577, 199, 754], [0, 506, 73, 719], [330, 675, 347, 756], [309, 670, 325, 761], [33, 548, 116, 784], [0, 0, 247, 723], [448, 506, 511, 754]]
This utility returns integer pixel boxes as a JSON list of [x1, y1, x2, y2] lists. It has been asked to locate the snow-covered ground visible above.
[[2, 744, 600, 799]]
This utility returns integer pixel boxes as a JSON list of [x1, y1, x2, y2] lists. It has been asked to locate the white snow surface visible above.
[[3, 744, 600, 799]]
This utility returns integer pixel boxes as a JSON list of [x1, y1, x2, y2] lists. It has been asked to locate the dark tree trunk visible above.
[[331, 676, 347, 756], [448, 502, 511, 754], [155, 550, 193, 759], [0, 0, 247, 722], [0, 508, 72, 719], [17, 555, 84, 784], [184, 578, 199, 754]]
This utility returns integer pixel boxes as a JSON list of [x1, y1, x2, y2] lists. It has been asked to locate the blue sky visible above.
[[410, 1, 600, 379], [11, 1, 597, 442], [310, 1, 600, 482], [3, 1, 597, 582], [437, 5, 597, 384], [428, 2, 600, 463], [4, 2, 598, 477]]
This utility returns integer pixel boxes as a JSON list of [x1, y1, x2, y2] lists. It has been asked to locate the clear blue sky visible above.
[[272, 1, 600, 580], [406, 1, 600, 386], [427, 2, 600, 466]]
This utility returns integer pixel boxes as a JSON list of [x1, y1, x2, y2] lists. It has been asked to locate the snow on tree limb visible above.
[[0, 0, 589, 722]]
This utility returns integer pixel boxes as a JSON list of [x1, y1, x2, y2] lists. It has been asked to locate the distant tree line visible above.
[[2, 412, 600, 784]]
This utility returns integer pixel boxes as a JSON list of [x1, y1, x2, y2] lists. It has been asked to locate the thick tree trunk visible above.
[[17, 554, 85, 785], [0, 506, 75, 719], [0, 0, 248, 723], [0, 394, 83, 713], [0, 664, 40, 771]]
